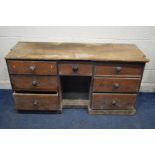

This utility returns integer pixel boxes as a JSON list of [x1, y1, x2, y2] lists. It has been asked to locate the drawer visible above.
[[93, 77, 141, 93], [59, 63, 92, 76], [7, 60, 57, 75], [13, 93, 60, 111], [95, 63, 143, 77], [92, 93, 136, 110], [11, 75, 58, 92]]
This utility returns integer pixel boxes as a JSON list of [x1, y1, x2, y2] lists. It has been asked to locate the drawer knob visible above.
[[72, 65, 79, 72], [33, 100, 38, 106], [115, 66, 122, 72], [113, 83, 119, 89], [111, 100, 117, 105], [29, 65, 36, 71], [32, 80, 37, 86]]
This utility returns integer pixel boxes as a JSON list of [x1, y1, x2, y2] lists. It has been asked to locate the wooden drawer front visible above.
[[7, 60, 57, 75], [59, 63, 92, 76], [11, 75, 58, 91], [93, 77, 141, 93], [92, 93, 136, 110], [95, 63, 143, 77], [14, 93, 60, 111]]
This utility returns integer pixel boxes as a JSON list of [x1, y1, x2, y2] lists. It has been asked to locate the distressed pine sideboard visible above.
[[5, 42, 149, 115]]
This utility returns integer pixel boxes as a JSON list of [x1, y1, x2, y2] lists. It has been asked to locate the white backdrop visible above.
[[0, 26, 155, 92]]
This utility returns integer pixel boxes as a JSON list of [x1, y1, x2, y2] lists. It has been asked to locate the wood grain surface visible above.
[[11, 75, 58, 91], [95, 62, 143, 77], [5, 42, 149, 62], [14, 93, 60, 111], [92, 93, 136, 110], [93, 77, 141, 93], [59, 63, 92, 76], [7, 60, 57, 75]]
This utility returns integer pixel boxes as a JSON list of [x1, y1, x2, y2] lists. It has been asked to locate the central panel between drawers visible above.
[[58, 61, 93, 108]]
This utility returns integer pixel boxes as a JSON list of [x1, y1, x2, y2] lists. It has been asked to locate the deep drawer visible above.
[[11, 75, 58, 92], [95, 63, 143, 77], [93, 77, 141, 93], [59, 63, 92, 76], [92, 93, 136, 110], [13, 93, 60, 111], [7, 60, 57, 75]]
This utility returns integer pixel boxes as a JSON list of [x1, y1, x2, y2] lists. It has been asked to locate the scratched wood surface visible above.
[[93, 77, 141, 93], [5, 42, 149, 62], [11, 75, 58, 91], [92, 93, 136, 110], [13, 93, 60, 111]]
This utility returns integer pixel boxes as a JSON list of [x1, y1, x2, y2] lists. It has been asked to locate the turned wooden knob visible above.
[[72, 65, 79, 72], [32, 80, 37, 86], [111, 100, 117, 105], [33, 100, 38, 106], [115, 66, 122, 72], [113, 83, 119, 89], [29, 65, 36, 71]]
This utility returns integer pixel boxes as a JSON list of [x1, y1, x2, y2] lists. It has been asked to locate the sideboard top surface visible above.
[[5, 42, 149, 62]]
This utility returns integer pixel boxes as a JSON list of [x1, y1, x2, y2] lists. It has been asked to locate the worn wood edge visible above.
[[62, 99, 89, 108], [14, 101, 63, 113], [88, 107, 136, 115], [13, 92, 59, 96], [5, 57, 149, 63]]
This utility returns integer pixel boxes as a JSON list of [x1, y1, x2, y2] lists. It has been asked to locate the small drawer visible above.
[[95, 63, 143, 77], [13, 93, 60, 111], [11, 75, 58, 92], [92, 93, 136, 110], [93, 77, 141, 93], [7, 60, 57, 75], [59, 63, 92, 76]]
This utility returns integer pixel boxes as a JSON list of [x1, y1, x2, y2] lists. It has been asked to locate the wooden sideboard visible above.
[[5, 42, 149, 115]]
